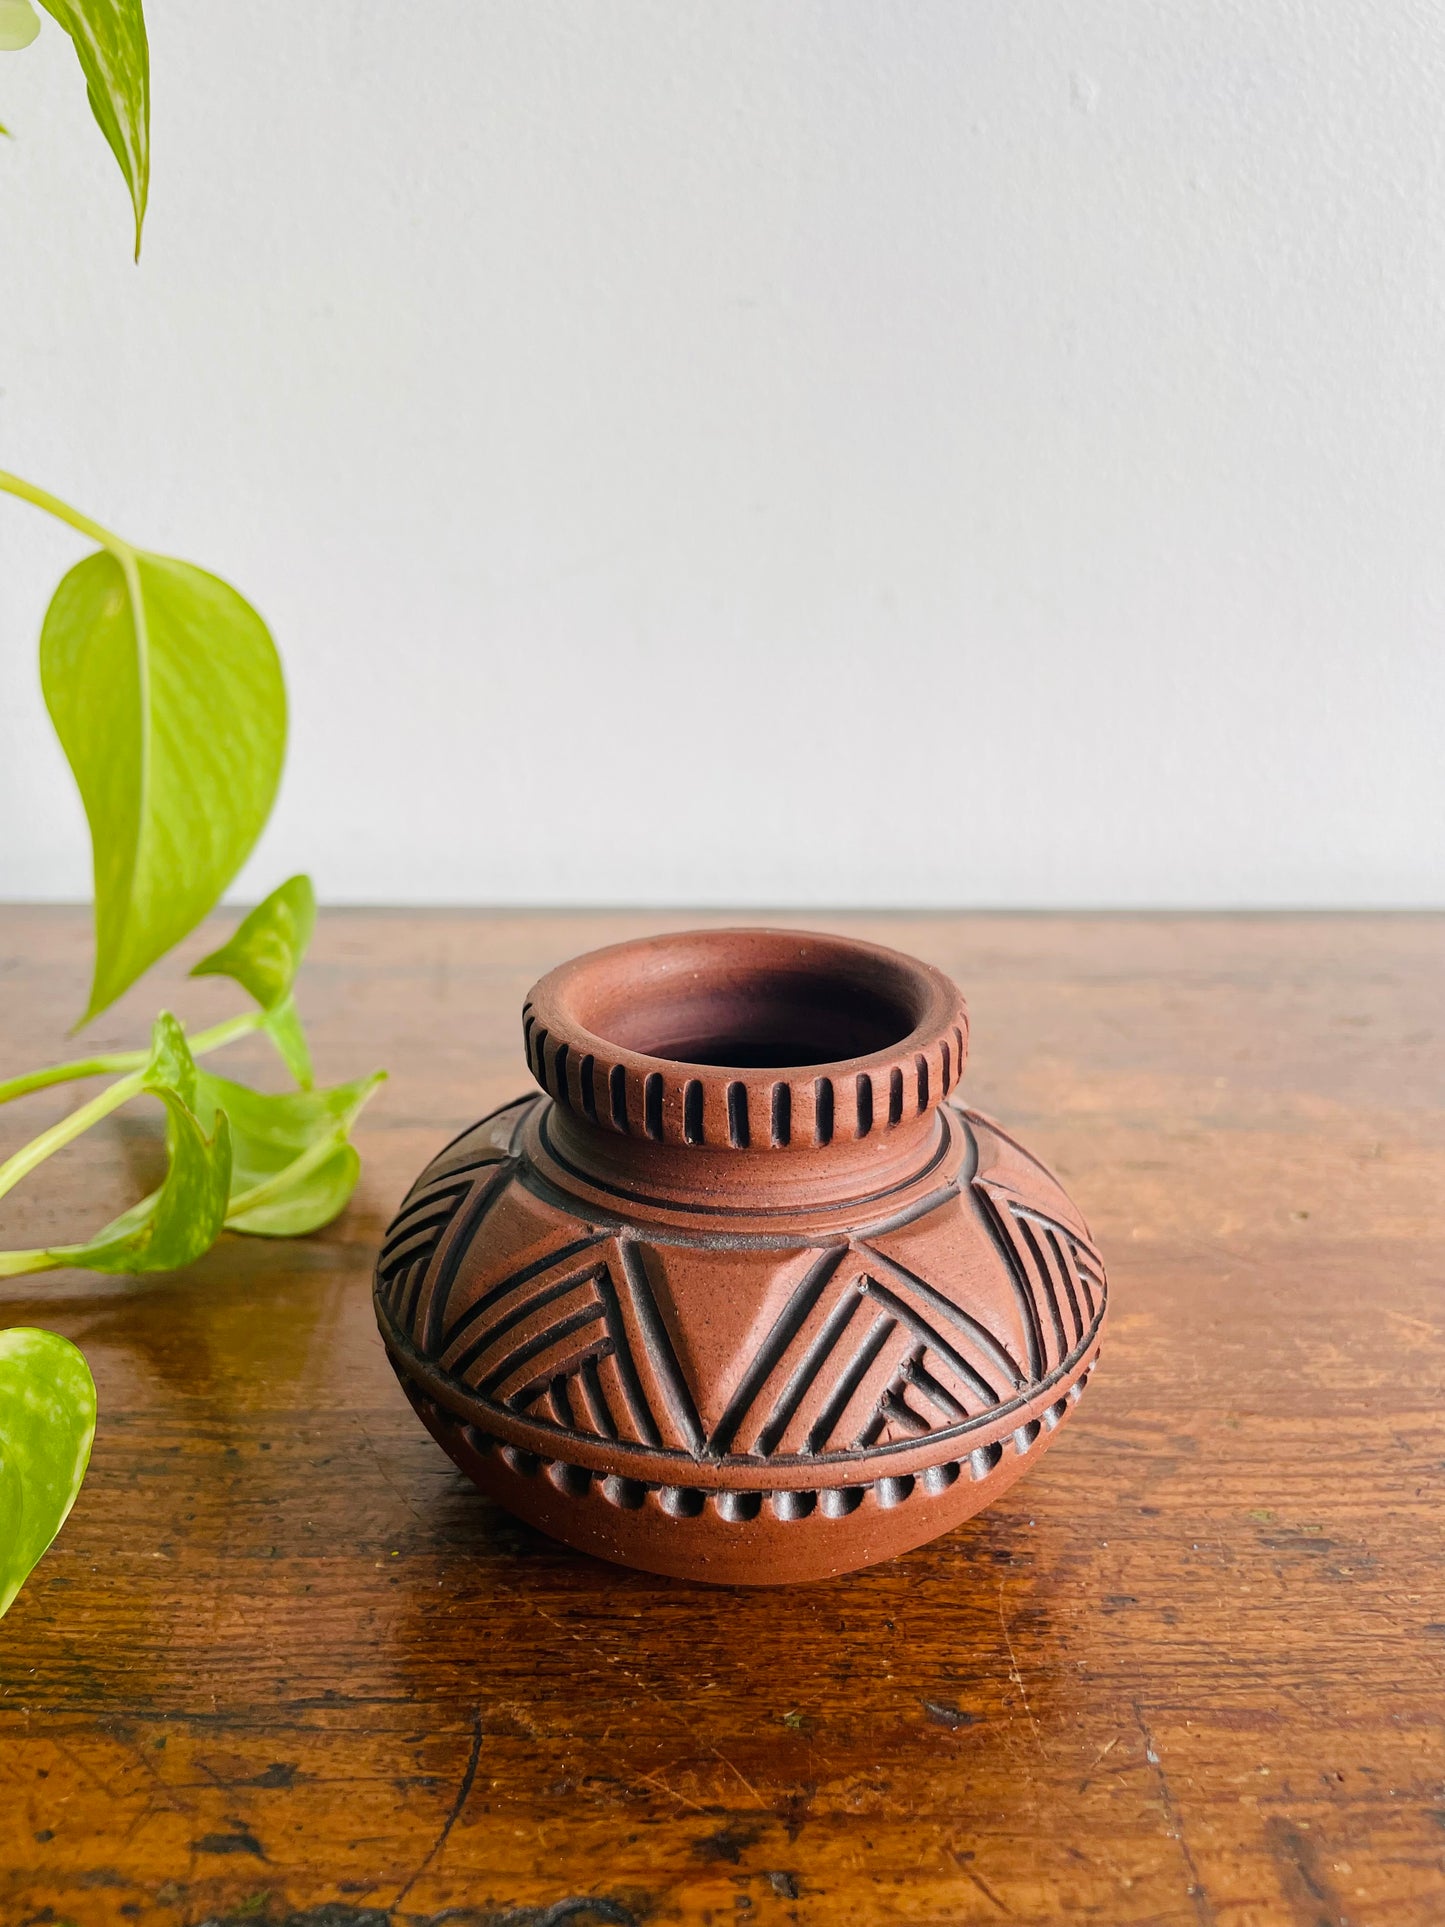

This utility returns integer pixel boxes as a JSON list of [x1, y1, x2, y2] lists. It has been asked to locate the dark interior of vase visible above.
[[597, 964, 921, 1069]]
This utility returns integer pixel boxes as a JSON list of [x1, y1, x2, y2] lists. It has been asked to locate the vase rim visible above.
[[522, 926, 969, 1155]]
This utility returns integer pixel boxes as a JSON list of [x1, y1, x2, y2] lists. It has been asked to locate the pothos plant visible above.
[[0, 0, 384, 1619]]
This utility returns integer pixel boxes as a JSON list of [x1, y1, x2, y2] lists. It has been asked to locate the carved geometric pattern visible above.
[[402, 1372, 1097, 1524], [521, 999, 970, 1150], [377, 1109, 1106, 1484], [425, 1230, 1037, 1465], [971, 1181, 1106, 1382], [375, 1153, 509, 1335], [376, 1094, 1108, 1552]]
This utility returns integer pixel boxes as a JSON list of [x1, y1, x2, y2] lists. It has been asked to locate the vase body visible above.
[[374, 929, 1107, 1585]]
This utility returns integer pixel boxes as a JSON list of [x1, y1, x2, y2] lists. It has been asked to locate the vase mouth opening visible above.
[[525, 930, 969, 1156], [583, 961, 921, 1070], [545, 929, 939, 1073], [625, 988, 902, 1067]]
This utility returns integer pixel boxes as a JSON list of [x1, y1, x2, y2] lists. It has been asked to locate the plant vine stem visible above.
[[0, 470, 130, 553], [0, 1072, 144, 1207], [0, 1245, 61, 1278], [0, 1011, 263, 1107], [0, 1050, 140, 1104]]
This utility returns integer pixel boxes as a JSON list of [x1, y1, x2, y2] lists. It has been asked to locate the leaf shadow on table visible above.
[[1, 1100, 373, 1393], [0, 1233, 353, 1415]]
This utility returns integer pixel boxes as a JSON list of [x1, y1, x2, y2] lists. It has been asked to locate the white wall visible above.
[[1, 2, 1441, 909]]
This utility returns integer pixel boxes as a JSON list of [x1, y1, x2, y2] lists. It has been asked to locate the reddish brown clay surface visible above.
[[375, 930, 1107, 1582]]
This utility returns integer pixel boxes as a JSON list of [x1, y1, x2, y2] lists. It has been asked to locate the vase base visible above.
[[396, 1354, 1098, 1586]]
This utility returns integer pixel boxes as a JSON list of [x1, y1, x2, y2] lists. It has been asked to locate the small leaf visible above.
[[0, 1327, 96, 1619], [36, 0, 148, 256], [0, 1, 41, 52], [193, 1068, 384, 1238], [45, 1015, 232, 1274], [192, 876, 316, 1087], [59, 1103, 230, 1273], [192, 876, 315, 1012], [41, 548, 286, 1027]]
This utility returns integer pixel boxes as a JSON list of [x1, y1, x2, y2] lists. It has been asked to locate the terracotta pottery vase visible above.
[[374, 929, 1107, 1584]]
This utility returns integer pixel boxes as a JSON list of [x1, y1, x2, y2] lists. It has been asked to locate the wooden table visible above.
[[1, 910, 1442, 1927]]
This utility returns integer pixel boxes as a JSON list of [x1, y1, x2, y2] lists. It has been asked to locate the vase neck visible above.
[[540, 1099, 949, 1215], [519, 926, 970, 1214]]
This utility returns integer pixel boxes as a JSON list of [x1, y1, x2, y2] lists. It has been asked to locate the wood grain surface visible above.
[[1, 909, 1441, 1927]]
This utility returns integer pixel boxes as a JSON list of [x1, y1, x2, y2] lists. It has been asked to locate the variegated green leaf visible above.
[[36, 0, 148, 255], [193, 1067, 385, 1237], [0, 1327, 96, 1619], [192, 877, 317, 1087]]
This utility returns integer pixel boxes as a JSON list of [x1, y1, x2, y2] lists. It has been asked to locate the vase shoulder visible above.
[[375, 1089, 1105, 1581]]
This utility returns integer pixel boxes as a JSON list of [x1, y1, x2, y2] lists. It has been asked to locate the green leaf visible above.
[[192, 1068, 385, 1238], [35, 0, 148, 257], [228, 1142, 361, 1239], [41, 548, 286, 1028], [61, 1099, 230, 1273], [192, 876, 317, 1087], [192, 876, 315, 1013], [0, 1327, 96, 1619], [49, 1015, 231, 1273], [0, 1, 41, 52], [5, 1015, 232, 1278], [141, 1006, 196, 1108]]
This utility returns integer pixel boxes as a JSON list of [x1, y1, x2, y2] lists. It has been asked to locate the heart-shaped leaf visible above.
[[192, 875, 316, 1013], [0, 1327, 96, 1619], [35, 0, 148, 256], [41, 549, 286, 1028], [192, 1067, 385, 1237], [192, 876, 317, 1087], [0, 0, 40, 51]]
